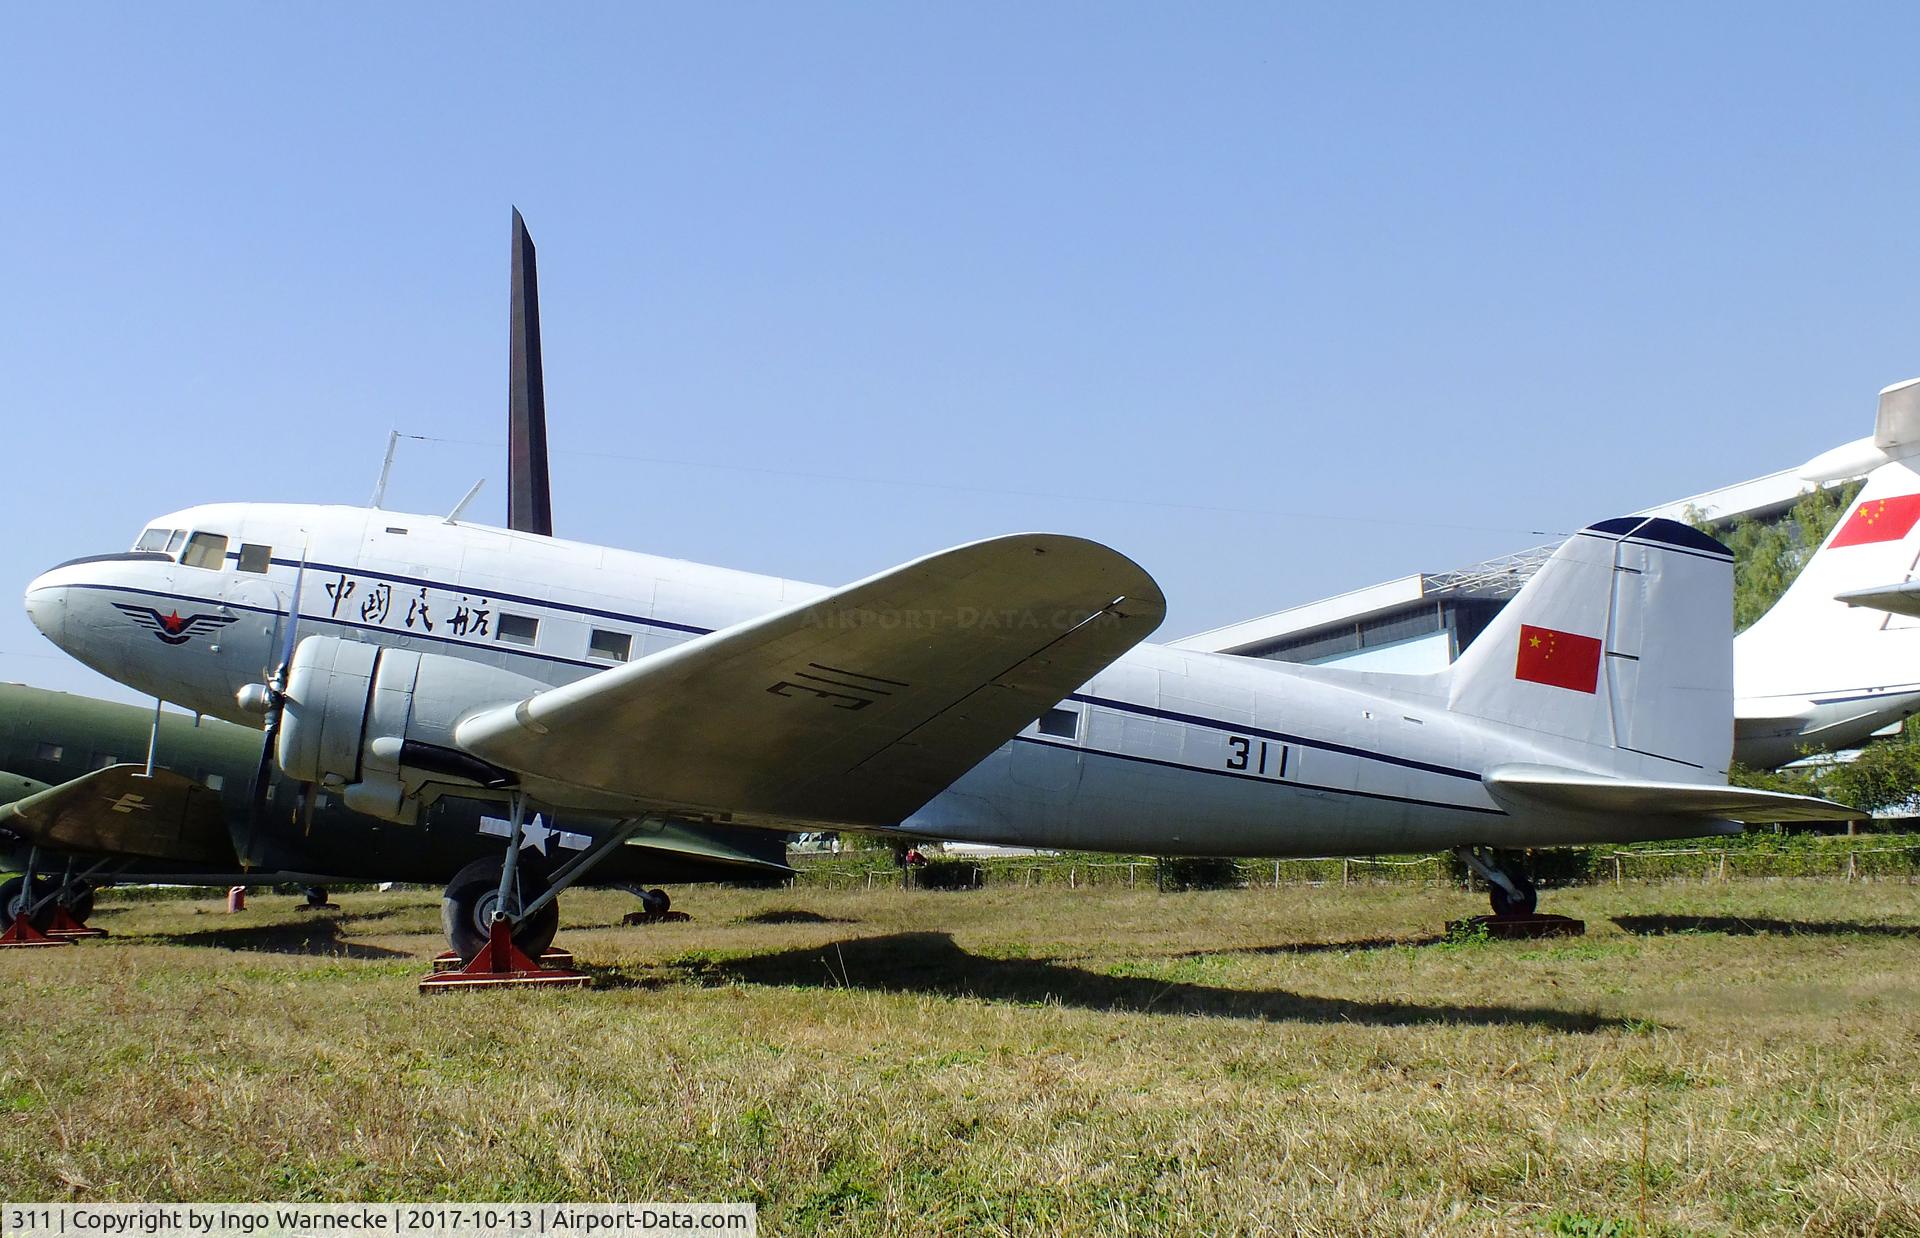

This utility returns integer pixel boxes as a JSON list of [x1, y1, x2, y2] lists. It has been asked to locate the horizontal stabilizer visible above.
[[1485, 764, 1864, 825], [1835, 582, 1920, 618], [0, 765, 238, 863]]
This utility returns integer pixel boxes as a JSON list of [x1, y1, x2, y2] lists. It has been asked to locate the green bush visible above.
[[1155, 856, 1242, 891], [910, 859, 983, 891]]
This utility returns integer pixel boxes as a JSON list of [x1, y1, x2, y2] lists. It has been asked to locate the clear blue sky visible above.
[[6, 4, 1919, 703]]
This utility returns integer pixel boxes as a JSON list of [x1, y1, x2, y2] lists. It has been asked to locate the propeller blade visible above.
[[247, 710, 280, 838], [272, 543, 309, 684]]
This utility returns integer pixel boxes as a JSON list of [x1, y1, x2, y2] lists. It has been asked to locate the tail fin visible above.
[[1736, 457, 1920, 705], [1447, 517, 1735, 776]]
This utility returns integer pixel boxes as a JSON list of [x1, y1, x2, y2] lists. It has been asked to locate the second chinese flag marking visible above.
[[1827, 493, 1920, 548], [1514, 623, 1603, 694]]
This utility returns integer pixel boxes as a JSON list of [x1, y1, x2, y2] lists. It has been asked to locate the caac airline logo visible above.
[[112, 602, 239, 646]]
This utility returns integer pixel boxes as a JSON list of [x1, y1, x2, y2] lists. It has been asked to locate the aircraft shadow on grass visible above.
[[141, 918, 413, 959], [734, 908, 858, 926], [1171, 935, 1447, 959], [678, 931, 1629, 1031], [1613, 915, 1920, 939]]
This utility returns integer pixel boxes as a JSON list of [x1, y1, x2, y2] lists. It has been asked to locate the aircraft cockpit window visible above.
[[165, 530, 187, 555], [588, 629, 632, 662], [34, 742, 63, 762], [496, 613, 540, 647], [237, 543, 272, 574], [180, 533, 229, 570], [1036, 707, 1081, 739], [134, 527, 174, 553]]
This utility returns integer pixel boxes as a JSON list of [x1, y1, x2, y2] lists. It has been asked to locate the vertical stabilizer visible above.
[[1735, 457, 1920, 721], [508, 208, 554, 537], [1447, 517, 1736, 777]]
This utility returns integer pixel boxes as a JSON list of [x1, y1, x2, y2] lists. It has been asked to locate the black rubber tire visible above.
[[441, 856, 561, 963], [643, 888, 671, 915], [61, 880, 95, 924], [0, 874, 57, 932], [1489, 876, 1539, 918]]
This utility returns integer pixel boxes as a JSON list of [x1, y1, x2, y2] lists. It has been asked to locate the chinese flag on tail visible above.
[[1827, 494, 1920, 548], [1514, 624, 1603, 694]]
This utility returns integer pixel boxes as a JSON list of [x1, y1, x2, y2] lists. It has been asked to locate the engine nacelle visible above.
[[275, 635, 550, 824]]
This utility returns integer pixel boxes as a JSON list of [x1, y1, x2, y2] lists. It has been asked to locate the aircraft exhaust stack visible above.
[[508, 207, 554, 537]]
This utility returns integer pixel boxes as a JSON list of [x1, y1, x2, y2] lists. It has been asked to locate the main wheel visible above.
[[61, 880, 95, 924], [441, 856, 561, 963], [0, 874, 56, 932], [641, 888, 671, 915], [1488, 875, 1538, 917]]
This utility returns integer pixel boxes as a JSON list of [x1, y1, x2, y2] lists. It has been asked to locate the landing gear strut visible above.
[[440, 854, 560, 963], [0, 873, 56, 933], [1454, 847, 1538, 917], [423, 792, 656, 990], [2, 854, 114, 942], [1449, 846, 1581, 939]]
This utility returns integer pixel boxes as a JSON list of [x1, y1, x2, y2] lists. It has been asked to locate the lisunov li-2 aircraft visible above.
[[21, 217, 1860, 960], [0, 682, 791, 953], [1735, 377, 1920, 766], [25, 507, 1862, 953]]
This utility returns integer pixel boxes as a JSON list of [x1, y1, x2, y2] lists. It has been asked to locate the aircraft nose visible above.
[[24, 567, 75, 646]]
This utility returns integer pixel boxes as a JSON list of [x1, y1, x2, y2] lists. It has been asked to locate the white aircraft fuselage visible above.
[[25, 503, 1736, 858]]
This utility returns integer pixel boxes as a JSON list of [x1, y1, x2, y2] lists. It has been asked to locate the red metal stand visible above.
[[0, 914, 73, 948], [1446, 913, 1585, 940], [41, 905, 107, 940], [419, 919, 588, 991], [429, 945, 576, 974]]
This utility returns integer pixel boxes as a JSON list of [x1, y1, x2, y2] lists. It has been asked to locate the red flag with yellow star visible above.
[[1514, 623, 1602, 693], [1828, 494, 1920, 548]]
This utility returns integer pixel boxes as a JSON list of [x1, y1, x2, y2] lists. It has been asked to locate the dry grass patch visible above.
[[1, 879, 1916, 1235]]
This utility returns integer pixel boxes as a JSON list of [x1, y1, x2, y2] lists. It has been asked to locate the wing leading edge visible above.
[[457, 533, 1167, 829]]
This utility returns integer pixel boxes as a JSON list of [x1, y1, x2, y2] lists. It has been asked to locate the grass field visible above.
[[2, 879, 1917, 1235]]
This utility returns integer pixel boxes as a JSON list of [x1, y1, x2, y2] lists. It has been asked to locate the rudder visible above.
[[1448, 517, 1735, 777]]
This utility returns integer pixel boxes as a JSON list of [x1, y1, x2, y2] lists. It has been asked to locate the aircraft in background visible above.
[[20, 217, 1859, 960], [1736, 377, 1920, 767], [0, 682, 790, 954]]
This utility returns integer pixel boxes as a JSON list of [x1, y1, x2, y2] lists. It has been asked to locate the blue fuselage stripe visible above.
[[1012, 736, 1504, 816], [67, 567, 1487, 789]]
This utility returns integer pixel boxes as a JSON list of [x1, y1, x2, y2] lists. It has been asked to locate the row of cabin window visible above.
[[31, 742, 226, 789], [134, 528, 636, 664], [495, 614, 633, 663]]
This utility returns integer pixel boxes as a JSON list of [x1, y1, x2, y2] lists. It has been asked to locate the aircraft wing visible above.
[[1836, 583, 1920, 618], [0, 765, 239, 863], [635, 821, 795, 877], [1484, 765, 1865, 824], [457, 533, 1166, 828]]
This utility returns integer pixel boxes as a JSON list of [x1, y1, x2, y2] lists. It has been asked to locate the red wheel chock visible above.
[[429, 945, 576, 974], [1445, 913, 1585, 940], [42, 905, 107, 940], [0, 914, 73, 948], [419, 919, 588, 991]]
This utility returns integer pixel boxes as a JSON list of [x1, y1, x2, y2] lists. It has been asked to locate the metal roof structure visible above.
[[1173, 467, 1856, 660]]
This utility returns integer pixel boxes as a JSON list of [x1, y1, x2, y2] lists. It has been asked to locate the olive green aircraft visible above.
[[0, 682, 792, 956]]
